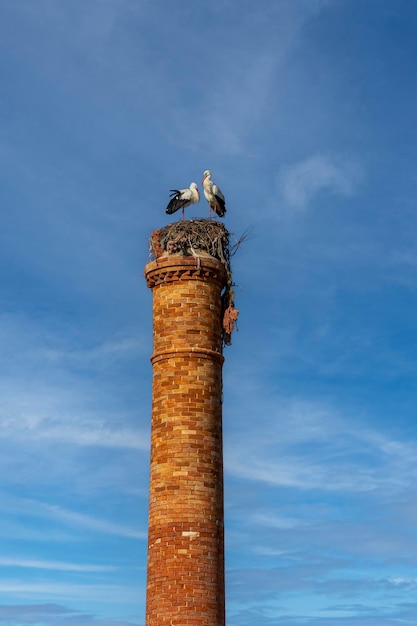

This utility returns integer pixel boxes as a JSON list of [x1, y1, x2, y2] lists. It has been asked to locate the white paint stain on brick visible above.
[[182, 531, 200, 539]]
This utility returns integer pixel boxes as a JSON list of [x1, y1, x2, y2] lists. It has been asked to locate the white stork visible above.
[[165, 182, 200, 219], [202, 170, 226, 218]]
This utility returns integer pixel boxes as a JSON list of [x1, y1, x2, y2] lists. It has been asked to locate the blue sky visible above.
[[1, 0, 417, 624]]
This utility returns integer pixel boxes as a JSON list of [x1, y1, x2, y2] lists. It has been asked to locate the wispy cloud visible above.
[[279, 154, 363, 210], [14, 500, 147, 539], [0, 558, 116, 572], [0, 313, 149, 452], [171, 2, 336, 157], [0, 581, 141, 602], [226, 395, 417, 493], [174, 55, 277, 157], [0, 598, 141, 621], [0, 410, 149, 450]]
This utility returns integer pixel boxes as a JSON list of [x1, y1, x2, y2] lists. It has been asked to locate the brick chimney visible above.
[[144, 220, 230, 625]]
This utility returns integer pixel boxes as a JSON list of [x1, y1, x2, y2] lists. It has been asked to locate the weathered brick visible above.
[[144, 255, 226, 626]]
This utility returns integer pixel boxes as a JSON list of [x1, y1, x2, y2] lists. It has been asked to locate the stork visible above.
[[202, 170, 226, 218], [165, 182, 200, 219]]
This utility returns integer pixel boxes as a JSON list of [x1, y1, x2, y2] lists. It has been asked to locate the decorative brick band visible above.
[[151, 347, 224, 365], [145, 255, 227, 289]]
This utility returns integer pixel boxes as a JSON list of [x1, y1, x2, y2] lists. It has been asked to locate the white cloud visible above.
[[0, 410, 149, 450], [0, 580, 140, 603], [0, 558, 116, 572], [279, 154, 363, 210], [39, 503, 146, 538], [0, 313, 149, 452], [0, 602, 140, 626], [181, 55, 278, 157], [0, 603, 138, 626], [170, 2, 337, 157], [250, 512, 305, 530], [225, 394, 417, 494], [15, 499, 147, 539]]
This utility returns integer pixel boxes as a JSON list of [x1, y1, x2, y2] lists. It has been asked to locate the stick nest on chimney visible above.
[[149, 219, 240, 345]]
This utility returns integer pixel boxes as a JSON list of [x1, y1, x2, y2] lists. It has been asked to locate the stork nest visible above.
[[149, 218, 240, 345]]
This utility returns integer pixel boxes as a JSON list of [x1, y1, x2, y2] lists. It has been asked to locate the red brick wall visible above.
[[144, 256, 227, 626]]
